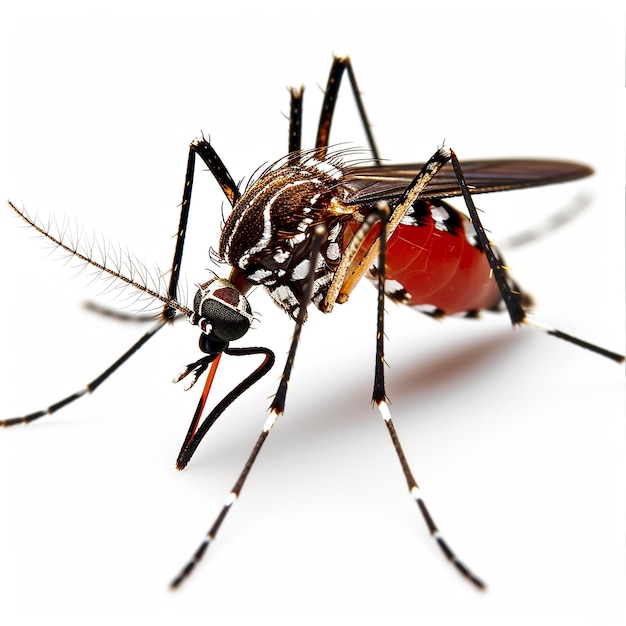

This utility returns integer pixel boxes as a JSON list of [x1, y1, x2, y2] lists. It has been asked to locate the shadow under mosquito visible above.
[[386, 327, 524, 401], [319, 326, 524, 432]]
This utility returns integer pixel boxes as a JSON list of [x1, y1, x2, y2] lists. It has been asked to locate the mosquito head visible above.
[[190, 277, 253, 342]]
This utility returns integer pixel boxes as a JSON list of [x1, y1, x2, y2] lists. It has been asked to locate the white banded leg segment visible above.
[[410, 486, 486, 590], [263, 408, 280, 433], [377, 399, 392, 423], [170, 421, 274, 589], [170, 490, 239, 589], [377, 400, 486, 590]]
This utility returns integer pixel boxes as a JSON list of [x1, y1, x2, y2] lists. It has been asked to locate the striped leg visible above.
[[315, 55, 381, 163], [1, 320, 166, 427], [170, 224, 328, 589], [371, 203, 486, 590], [2, 136, 241, 428], [449, 150, 624, 364], [287, 55, 380, 162]]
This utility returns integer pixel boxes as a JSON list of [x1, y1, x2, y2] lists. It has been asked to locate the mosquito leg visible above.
[[315, 56, 381, 163], [449, 150, 624, 363], [370, 203, 486, 590], [83, 301, 177, 323], [2, 146, 207, 428], [1, 320, 167, 427], [170, 224, 328, 589], [164, 137, 240, 321], [3, 139, 241, 428], [378, 401, 486, 589], [288, 86, 304, 154]]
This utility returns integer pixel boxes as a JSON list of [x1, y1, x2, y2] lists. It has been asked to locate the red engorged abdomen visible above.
[[385, 216, 501, 314]]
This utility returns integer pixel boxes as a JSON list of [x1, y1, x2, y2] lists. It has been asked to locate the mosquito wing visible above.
[[341, 158, 593, 205]]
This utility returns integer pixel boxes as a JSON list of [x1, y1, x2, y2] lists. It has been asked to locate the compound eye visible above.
[[193, 278, 252, 341]]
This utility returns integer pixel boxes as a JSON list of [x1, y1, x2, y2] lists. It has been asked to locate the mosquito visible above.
[[3, 56, 623, 591]]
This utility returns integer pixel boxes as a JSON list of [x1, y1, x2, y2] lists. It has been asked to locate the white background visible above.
[[0, 3, 624, 625]]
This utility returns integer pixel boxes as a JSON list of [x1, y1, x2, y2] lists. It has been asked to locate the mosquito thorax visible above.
[[217, 152, 360, 318], [191, 277, 253, 342]]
